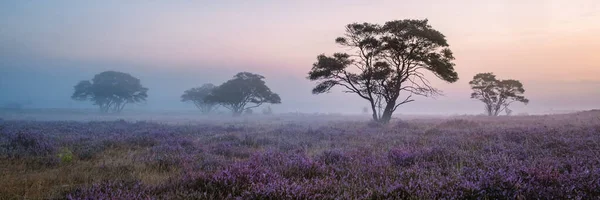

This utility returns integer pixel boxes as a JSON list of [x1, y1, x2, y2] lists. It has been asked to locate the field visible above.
[[1, 111, 600, 199]]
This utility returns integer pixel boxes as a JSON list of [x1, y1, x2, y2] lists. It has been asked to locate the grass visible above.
[[1, 111, 600, 199]]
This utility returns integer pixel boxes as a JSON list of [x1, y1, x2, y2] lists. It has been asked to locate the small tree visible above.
[[362, 106, 369, 115], [469, 73, 529, 116], [181, 84, 218, 114], [206, 72, 281, 116], [72, 71, 148, 113], [308, 19, 458, 123], [262, 106, 273, 115]]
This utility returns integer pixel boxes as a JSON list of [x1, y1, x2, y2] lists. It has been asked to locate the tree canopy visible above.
[[72, 71, 148, 113], [181, 84, 218, 114], [469, 72, 529, 116], [206, 72, 281, 116], [308, 19, 458, 123]]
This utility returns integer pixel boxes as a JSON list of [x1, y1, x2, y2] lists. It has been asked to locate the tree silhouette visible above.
[[206, 72, 281, 116], [308, 19, 458, 123], [469, 73, 529, 116], [262, 106, 273, 115], [72, 71, 148, 113], [181, 84, 218, 114]]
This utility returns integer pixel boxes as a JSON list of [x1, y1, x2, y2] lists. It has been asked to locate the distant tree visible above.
[[362, 106, 369, 115], [469, 73, 529, 116], [206, 72, 281, 116], [308, 19, 458, 123], [262, 106, 273, 115], [245, 108, 254, 115], [72, 71, 148, 113], [181, 84, 218, 114]]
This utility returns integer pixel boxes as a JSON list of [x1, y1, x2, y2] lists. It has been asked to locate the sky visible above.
[[1, 0, 599, 115]]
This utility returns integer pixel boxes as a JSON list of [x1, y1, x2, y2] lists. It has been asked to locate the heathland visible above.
[[1, 111, 599, 199]]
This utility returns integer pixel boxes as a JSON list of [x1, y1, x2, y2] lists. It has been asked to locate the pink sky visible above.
[[1, 0, 599, 114], [10, 1, 598, 79]]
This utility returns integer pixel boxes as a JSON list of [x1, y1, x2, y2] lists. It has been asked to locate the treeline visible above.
[[72, 71, 280, 116], [70, 19, 529, 121]]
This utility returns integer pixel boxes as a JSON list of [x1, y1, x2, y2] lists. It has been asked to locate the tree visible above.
[[72, 71, 148, 113], [262, 106, 273, 115], [469, 73, 529, 116], [206, 72, 281, 116], [308, 19, 458, 123], [181, 84, 218, 114]]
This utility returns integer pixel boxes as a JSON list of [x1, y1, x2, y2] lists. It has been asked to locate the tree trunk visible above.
[[118, 102, 127, 113], [100, 103, 110, 113], [492, 103, 501, 116], [232, 107, 243, 117], [485, 104, 494, 116], [379, 100, 396, 124], [370, 101, 379, 122]]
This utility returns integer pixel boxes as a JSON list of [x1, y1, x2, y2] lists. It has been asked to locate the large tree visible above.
[[308, 19, 458, 123], [72, 71, 148, 113], [469, 72, 529, 116], [181, 84, 218, 114], [206, 72, 281, 116]]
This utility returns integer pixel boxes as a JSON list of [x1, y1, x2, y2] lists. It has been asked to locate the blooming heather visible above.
[[0, 111, 599, 199]]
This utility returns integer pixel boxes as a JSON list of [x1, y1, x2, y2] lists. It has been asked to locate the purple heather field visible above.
[[1, 111, 600, 199], [3, 1, 600, 199]]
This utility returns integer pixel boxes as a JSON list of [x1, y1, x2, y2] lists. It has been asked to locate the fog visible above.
[[4, 2, 600, 199], [1, 0, 599, 116]]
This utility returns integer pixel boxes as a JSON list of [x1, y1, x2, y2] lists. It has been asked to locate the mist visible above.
[[2, 0, 599, 116], [3, 1, 600, 199]]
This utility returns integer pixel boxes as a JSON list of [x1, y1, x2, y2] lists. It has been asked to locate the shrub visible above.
[[388, 148, 419, 167], [395, 120, 413, 129], [141, 144, 188, 171], [240, 135, 273, 148], [57, 147, 74, 164], [73, 143, 106, 160], [210, 142, 251, 159], [367, 120, 384, 128], [66, 181, 152, 200], [125, 135, 158, 147], [279, 154, 326, 180], [3, 131, 56, 158], [317, 149, 352, 165], [437, 119, 479, 129]]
